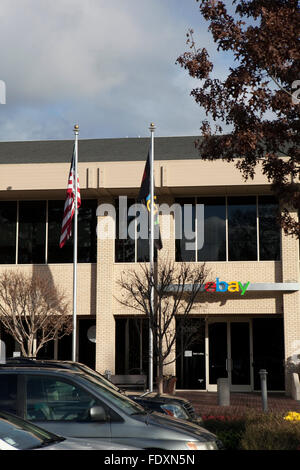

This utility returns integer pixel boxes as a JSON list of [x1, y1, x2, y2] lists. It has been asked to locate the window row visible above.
[[0, 196, 281, 265], [0, 200, 97, 264], [175, 196, 280, 262], [115, 196, 281, 262]]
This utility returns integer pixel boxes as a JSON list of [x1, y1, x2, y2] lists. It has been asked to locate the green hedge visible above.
[[201, 412, 300, 450]]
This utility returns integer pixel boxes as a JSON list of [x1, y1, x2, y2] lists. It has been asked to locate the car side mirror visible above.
[[89, 405, 107, 422]]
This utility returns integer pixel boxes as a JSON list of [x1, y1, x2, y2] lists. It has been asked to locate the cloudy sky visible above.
[[0, 0, 234, 141]]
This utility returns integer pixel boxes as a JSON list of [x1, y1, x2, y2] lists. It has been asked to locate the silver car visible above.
[[0, 367, 221, 450], [0, 411, 139, 450]]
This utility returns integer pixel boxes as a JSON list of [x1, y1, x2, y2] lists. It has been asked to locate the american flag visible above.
[[59, 146, 81, 248]]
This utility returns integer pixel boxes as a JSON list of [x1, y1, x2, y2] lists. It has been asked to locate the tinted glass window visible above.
[[228, 197, 257, 261], [18, 201, 46, 264], [137, 210, 150, 262], [48, 200, 97, 263], [48, 200, 73, 263], [175, 198, 196, 262], [258, 196, 280, 260], [77, 200, 97, 263], [115, 198, 135, 262], [26, 375, 101, 422], [0, 412, 61, 450], [0, 375, 17, 414], [197, 197, 226, 261], [0, 202, 17, 264]]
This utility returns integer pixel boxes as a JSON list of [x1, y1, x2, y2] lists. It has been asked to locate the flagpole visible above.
[[149, 122, 155, 392], [72, 124, 79, 362]]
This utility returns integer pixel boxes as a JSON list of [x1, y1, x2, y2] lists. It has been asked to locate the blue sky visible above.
[[0, 0, 235, 141]]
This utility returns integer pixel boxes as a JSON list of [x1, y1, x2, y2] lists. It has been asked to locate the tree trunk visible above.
[[157, 360, 164, 396]]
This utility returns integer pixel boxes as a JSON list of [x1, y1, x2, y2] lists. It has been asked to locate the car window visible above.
[[26, 375, 102, 422], [77, 374, 146, 415], [0, 412, 63, 450], [0, 375, 17, 415]]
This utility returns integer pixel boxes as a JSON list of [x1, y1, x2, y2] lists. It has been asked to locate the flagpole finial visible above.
[[149, 122, 156, 132]]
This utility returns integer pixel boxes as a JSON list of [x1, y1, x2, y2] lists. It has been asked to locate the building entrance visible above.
[[207, 320, 252, 391], [177, 317, 284, 392]]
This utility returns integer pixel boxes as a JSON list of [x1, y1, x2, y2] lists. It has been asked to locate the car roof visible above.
[[0, 365, 84, 376]]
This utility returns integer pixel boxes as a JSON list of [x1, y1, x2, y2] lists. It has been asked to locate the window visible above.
[[115, 198, 135, 262], [26, 375, 100, 422], [0, 374, 17, 414], [176, 197, 226, 262], [115, 198, 153, 263], [228, 196, 257, 261], [115, 317, 150, 375], [258, 196, 280, 261], [48, 200, 73, 263], [18, 201, 46, 264], [48, 200, 97, 263], [198, 197, 226, 261], [0, 202, 17, 264], [175, 195, 280, 261], [175, 198, 196, 262], [77, 200, 97, 263]]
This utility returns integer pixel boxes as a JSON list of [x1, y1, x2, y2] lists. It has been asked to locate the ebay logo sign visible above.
[[203, 278, 250, 296]]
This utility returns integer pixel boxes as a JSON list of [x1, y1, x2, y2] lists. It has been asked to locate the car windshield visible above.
[[77, 374, 146, 415], [0, 412, 63, 450]]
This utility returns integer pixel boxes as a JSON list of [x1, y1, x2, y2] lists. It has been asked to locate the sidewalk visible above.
[[175, 391, 300, 416]]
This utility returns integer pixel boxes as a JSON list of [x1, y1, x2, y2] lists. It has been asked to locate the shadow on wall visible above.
[[32, 264, 72, 359]]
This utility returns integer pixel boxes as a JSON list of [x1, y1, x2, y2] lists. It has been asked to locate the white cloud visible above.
[[0, 0, 231, 141]]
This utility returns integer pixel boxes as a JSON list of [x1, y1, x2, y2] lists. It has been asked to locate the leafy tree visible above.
[[0, 271, 71, 357], [177, 0, 300, 236]]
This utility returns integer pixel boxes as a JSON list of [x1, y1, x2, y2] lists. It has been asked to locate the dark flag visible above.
[[138, 151, 162, 250]]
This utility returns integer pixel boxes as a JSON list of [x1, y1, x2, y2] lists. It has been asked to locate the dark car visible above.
[[3, 357, 200, 422]]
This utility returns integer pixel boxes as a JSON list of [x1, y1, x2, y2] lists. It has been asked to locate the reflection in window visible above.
[[175, 198, 196, 262], [48, 200, 97, 263], [18, 201, 46, 264], [26, 375, 100, 422], [115, 317, 150, 375], [0, 374, 17, 414], [48, 200, 73, 263], [0, 202, 17, 264], [258, 196, 280, 261], [197, 197, 226, 261], [115, 198, 135, 262], [115, 198, 152, 263], [77, 200, 97, 263], [228, 197, 257, 261]]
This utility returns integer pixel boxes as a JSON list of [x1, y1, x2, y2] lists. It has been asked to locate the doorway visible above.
[[207, 320, 253, 391]]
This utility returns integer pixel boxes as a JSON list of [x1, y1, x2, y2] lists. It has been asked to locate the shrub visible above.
[[241, 413, 300, 450], [201, 411, 300, 450], [201, 414, 246, 450]]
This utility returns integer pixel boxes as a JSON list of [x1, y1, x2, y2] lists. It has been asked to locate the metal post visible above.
[[0, 340, 6, 364], [72, 124, 79, 362], [259, 369, 268, 412], [149, 122, 155, 393], [217, 378, 230, 406]]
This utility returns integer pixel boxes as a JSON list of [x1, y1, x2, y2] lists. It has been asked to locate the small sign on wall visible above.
[[184, 350, 192, 357]]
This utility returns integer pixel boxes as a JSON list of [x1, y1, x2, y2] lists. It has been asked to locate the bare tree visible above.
[[117, 260, 209, 395], [0, 270, 72, 357]]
